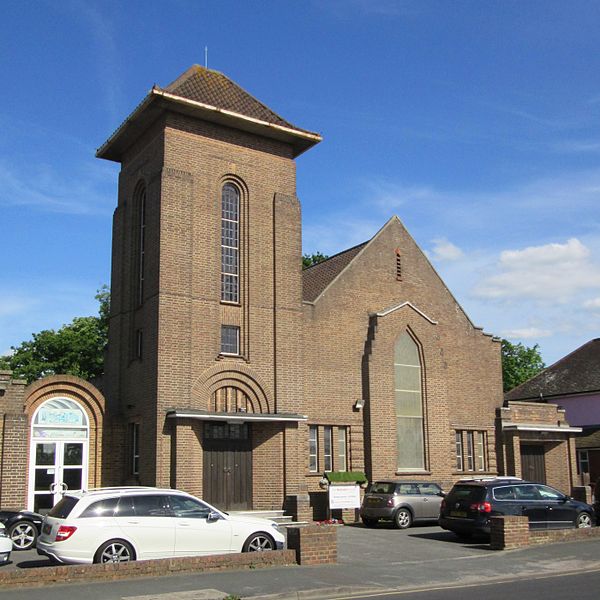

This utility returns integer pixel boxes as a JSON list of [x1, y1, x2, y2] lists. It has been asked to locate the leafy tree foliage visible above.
[[0, 286, 110, 384], [302, 252, 329, 268], [501, 339, 545, 392]]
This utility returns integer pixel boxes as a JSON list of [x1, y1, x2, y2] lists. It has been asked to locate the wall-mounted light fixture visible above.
[[354, 398, 365, 410]]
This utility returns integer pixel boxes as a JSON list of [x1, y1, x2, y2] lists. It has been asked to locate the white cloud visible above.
[[553, 139, 600, 153], [429, 238, 464, 262], [0, 160, 114, 215], [502, 327, 552, 339], [474, 238, 600, 302], [0, 295, 39, 318], [583, 297, 600, 310]]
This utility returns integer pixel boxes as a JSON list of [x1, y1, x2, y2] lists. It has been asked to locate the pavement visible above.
[[3, 523, 600, 599]]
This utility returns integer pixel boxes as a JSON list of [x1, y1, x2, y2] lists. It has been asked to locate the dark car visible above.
[[360, 480, 445, 529], [439, 478, 594, 538], [0, 510, 43, 551]]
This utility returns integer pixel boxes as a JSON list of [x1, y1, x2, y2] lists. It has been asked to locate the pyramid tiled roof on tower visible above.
[[97, 65, 321, 161]]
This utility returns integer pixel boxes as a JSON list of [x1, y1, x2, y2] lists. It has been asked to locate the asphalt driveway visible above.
[[0, 520, 488, 572]]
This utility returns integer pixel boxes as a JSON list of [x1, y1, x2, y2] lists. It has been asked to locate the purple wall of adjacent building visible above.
[[547, 393, 600, 426]]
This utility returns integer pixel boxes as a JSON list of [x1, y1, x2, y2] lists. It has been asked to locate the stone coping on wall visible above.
[[0, 549, 297, 589]]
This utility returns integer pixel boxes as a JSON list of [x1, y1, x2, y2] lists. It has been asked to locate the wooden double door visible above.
[[203, 422, 252, 511]]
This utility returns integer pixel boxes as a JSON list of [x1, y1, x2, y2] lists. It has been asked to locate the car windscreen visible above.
[[446, 485, 486, 504], [47, 496, 79, 519]]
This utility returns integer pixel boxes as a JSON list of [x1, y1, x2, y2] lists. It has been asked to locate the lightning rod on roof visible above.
[[205, 46, 208, 69]]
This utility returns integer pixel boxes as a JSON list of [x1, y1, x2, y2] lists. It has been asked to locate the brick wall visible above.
[[287, 524, 338, 565], [497, 402, 578, 493], [491, 515, 600, 550], [0, 549, 296, 589], [302, 217, 503, 506], [490, 516, 530, 550]]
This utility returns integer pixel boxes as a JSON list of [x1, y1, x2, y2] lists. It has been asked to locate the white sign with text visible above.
[[328, 484, 361, 509]]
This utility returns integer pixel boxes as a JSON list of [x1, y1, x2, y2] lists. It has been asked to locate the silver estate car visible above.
[[360, 480, 445, 529]]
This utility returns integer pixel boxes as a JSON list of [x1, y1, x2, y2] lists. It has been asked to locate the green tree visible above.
[[0, 286, 110, 384], [302, 252, 329, 268], [501, 339, 545, 393]]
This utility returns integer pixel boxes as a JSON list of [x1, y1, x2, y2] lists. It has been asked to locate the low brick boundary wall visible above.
[[490, 516, 600, 550], [0, 549, 296, 589], [287, 525, 337, 565]]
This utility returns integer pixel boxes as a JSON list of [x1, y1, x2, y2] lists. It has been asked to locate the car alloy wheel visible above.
[[96, 540, 135, 563], [394, 508, 412, 529], [8, 522, 37, 551], [576, 512, 593, 528], [243, 533, 275, 552]]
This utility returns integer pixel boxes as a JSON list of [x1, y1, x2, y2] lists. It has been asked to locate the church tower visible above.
[[97, 66, 321, 510]]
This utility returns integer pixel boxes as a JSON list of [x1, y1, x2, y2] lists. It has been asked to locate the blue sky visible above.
[[2, 0, 600, 366]]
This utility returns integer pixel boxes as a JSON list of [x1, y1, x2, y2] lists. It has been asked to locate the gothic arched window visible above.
[[394, 332, 425, 470]]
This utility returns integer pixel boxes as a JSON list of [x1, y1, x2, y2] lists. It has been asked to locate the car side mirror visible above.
[[438, 491, 446, 497], [207, 510, 221, 522]]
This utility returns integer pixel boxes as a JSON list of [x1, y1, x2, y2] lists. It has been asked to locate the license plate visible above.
[[43, 523, 52, 535], [450, 510, 467, 518], [367, 497, 379, 504]]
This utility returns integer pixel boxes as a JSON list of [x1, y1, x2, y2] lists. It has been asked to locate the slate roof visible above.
[[302, 242, 368, 303], [577, 426, 600, 449], [161, 65, 315, 135], [505, 338, 600, 401]]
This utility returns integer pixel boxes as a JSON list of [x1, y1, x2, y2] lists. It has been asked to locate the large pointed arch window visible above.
[[221, 183, 239, 303], [394, 332, 425, 471]]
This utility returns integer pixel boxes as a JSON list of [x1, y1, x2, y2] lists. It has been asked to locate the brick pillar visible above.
[[285, 493, 312, 523], [287, 525, 337, 565], [490, 515, 529, 550]]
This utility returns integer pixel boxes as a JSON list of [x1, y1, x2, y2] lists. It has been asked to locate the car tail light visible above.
[[469, 502, 492, 513], [387, 499, 394, 507], [55, 525, 77, 542]]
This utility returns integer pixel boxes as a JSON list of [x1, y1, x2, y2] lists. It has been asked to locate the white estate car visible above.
[[0, 524, 12, 565], [37, 487, 284, 564]]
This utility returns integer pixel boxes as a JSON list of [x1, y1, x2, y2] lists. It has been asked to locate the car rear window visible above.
[[446, 485, 486, 503], [369, 482, 395, 494], [47, 496, 79, 519]]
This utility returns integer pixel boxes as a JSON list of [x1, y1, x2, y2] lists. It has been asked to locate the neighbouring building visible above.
[[505, 338, 600, 488], [0, 66, 582, 519]]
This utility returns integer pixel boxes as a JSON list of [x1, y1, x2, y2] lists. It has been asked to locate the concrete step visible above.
[[228, 509, 309, 528]]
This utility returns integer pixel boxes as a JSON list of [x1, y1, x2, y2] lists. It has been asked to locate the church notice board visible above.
[[328, 484, 361, 509]]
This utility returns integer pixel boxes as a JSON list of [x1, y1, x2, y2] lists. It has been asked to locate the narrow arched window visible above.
[[135, 185, 147, 306], [394, 332, 425, 470], [221, 183, 239, 303]]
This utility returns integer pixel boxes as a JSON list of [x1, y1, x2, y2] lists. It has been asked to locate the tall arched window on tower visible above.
[[394, 332, 425, 471], [221, 183, 239, 303], [135, 184, 147, 306]]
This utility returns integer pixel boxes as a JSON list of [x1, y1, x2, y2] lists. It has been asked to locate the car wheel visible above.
[[576, 512, 593, 529], [243, 532, 275, 552], [394, 508, 412, 529], [94, 539, 136, 564], [8, 521, 38, 551], [362, 517, 378, 528]]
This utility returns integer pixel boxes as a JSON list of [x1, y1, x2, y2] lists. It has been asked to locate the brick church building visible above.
[[0, 66, 581, 519]]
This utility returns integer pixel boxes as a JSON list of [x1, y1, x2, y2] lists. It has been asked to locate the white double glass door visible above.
[[29, 440, 88, 513]]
